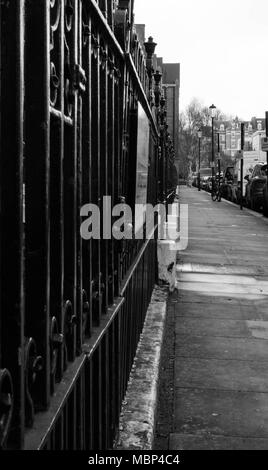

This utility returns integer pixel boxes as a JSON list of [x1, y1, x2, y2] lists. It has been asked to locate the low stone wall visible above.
[[115, 286, 168, 450]]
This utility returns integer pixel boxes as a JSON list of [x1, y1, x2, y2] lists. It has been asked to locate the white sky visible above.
[[134, 0, 268, 120]]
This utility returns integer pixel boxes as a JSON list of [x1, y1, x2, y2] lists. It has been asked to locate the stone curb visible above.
[[221, 197, 268, 223], [115, 285, 169, 450]]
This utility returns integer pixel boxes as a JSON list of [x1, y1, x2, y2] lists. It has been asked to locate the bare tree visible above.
[[178, 98, 235, 176]]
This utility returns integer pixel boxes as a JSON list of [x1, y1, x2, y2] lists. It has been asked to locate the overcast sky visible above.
[[134, 0, 268, 121]]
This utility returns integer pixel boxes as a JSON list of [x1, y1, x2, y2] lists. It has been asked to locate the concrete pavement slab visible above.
[[176, 290, 266, 305], [175, 335, 268, 362], [175, 317, 254, 338], [175, 302, 267, 320], [174, 388, 268, 438], [169, 433, 268, 450], [175, 357, 268, 392]]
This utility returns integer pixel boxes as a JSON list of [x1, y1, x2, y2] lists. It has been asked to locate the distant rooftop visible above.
[[134, 24, 145, 46], [157, 60, 180, 85]]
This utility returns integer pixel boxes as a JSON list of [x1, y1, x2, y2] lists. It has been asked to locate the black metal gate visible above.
[[0, 0, 173, 450]]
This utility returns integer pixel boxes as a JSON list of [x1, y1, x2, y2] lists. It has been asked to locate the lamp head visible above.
[[144, 36, 157, 58], [209, 104, 217, 118]]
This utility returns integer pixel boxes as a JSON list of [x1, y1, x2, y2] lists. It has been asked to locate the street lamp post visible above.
[[197, 129, 202, 191], [217, 131, 221, 182], [209, 104, 217, 194]]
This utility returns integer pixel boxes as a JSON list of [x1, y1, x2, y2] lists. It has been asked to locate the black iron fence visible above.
[[0, 0, 174, 450]]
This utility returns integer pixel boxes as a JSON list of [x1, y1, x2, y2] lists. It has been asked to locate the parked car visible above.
[[263, 178, 268, 216], [245, 163, 267, 211], [199, 168, 212, 190]]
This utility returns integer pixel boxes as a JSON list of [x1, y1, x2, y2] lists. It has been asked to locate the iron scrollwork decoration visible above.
[[64, 0, 75, 117], [50, 0, 61, 109], [63, 300, 77, 364], [50, 0, 76, 116], [50, 317, 64, 395], [92, 276, 100, 324], [65, 0, 74, 30], [100, 42, 108, 70], [64, 40, 74, 117], [24, 338, 43, 428], [92, 31, 100, 60], [108, 52, 115, 79], [73, 63, 87, 94], [0, 369, 14, 449], [114, 65, 121, 86], [50, 62, 60, 107], [82, 289, 90, 342], [82, 5, 91, 48]]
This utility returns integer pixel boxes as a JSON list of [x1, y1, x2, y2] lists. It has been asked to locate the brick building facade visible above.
[[215, 117, 266, 158]]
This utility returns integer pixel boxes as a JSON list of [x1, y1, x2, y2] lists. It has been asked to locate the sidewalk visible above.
[[156, 186, 268, 450]]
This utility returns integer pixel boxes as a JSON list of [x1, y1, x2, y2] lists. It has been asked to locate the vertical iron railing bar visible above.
[[85, 358, 93, 449], [100, 37, 109, 316], [24, 0, 51, 412], [91, 28, 102, 326], [76, 0, 83, 354], [122, 296, 128, 396], [72, 0, 79, 363], [101, 332, 109, 448], [0, 0, 26, 448], [107, 50, 115, 305], [81, 6, 93, 338], [109, 321, 116, 445], [49, 0, 65, 380], [93, 345, 102, 449]]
